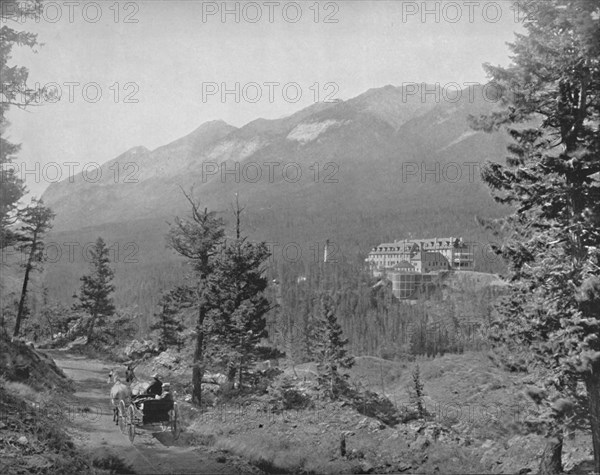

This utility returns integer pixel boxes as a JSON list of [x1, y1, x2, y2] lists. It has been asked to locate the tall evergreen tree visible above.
[[206, 197, 272, 388], [151, 286, 190, 351], [0, 1, 45, 250], [471, 1, 600, 472], [167, 190, 224, 405], [74, 237, 116, 342], [13, 198, 54, 337], [315, 293, 354, 399]]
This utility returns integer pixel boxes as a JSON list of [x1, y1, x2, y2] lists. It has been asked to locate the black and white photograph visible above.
[[1, 1, 599, 473]]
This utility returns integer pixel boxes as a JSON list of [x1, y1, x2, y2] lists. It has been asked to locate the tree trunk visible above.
[[538, 430, 563, 475], [192, 305, 205, 407], [192, 344, 204, 406], [585, 367, 600, 475], [86, 313, 97, 343], [45, 312, 54, 340], [13, 234, 37, 337], [13, 260, 32, 337]]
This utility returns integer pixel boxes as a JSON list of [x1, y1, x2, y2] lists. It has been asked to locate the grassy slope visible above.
[[0, 382, 94, 475], [174, 351, 594, 474]]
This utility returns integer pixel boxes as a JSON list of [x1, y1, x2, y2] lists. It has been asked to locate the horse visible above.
[[108, 371, 132, 425], [108, 365, 149, 390], [108, 369, 150, 421]]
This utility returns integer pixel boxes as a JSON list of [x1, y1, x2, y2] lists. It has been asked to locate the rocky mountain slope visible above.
[[43, 84, 508, 232]]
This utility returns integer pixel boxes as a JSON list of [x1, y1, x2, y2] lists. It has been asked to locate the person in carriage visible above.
[[131, 373, 163, 402], [146, 374, 163, 396], [158, 382, 173, 401]]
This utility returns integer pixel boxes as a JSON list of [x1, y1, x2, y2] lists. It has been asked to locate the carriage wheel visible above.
[[127, 405, 136, 443], [171, 403, 180, 439], [118, 400, 126, 434]]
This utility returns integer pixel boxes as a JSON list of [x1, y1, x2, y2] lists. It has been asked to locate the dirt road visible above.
[[48, 351, 260, 475]]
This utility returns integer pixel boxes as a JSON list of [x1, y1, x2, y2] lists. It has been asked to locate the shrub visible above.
[[408, 365, 427, 419], [269, 376, 314, 412], [246, 367, 283, 394]]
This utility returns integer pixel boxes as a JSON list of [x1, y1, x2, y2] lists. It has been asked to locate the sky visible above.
[[5, 0, 525, 198]]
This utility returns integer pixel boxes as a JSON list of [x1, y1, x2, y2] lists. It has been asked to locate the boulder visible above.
[[203, 372, 227, 385], [125, 339, 158, 360], [152, 348, 180, 370]]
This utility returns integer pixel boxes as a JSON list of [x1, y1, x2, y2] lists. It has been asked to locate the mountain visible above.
[[40, 84, 512, 314]]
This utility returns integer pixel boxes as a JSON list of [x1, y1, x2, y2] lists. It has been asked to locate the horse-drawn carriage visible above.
[[109, 370, 180, 443], [117, 395, 180, 443]]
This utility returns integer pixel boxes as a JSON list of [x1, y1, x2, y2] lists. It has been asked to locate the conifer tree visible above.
[[152, 286, 189, 351], [0, 1, 44, 251], [167, 190, 225, 405], [315, 293, 354, 399], [206, 197, 272, 388], [74, 237, 115, 342], [471, 2, 600, 472], [13, 199, 54, 337]]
